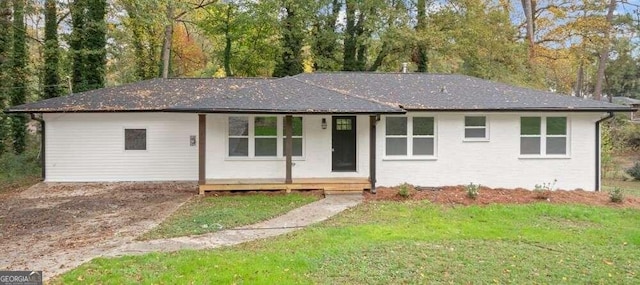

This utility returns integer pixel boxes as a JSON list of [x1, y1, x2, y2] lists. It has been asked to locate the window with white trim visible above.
[[228, 116, 303, 158], [520, 116, 567, 155], [385, 116, 435, 157], [282, 117, 303, 156], [464, 116, 487, 140]]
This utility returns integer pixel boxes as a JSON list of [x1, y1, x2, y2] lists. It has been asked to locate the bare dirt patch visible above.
[[365, 185, 640, 209], [0, 182, 195, 279]]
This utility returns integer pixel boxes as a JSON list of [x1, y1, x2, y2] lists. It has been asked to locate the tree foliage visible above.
[[0, 0, 11, 155], [70, 0, 107, 92], [43, 0, 61, 99], [273, 1, 305, 77], [10, 0, 27, 154]]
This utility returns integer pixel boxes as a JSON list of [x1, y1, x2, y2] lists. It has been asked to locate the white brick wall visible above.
[[376, 112, 604, 190], [205, 114, 370, 179]]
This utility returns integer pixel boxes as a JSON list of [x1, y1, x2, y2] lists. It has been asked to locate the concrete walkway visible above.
[[106, 194, 362, 257]]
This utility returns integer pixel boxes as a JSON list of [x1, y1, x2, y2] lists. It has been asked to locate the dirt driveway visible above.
[[0, 182, 195, 279]]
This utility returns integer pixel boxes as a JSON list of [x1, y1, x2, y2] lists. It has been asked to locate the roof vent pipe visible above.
[[401, 62, 408, 73]]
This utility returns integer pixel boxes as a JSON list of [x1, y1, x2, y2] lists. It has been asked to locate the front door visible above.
[[332, 116, 357, 172]]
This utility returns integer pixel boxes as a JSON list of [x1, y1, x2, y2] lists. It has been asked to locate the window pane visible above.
[[292, 117, 303, 136], [465, 128, 486, 138], [255, 117, 277, 136], [465, 116, 486, 127], [413, 117, 434, 135], [229, 138, 248, 156], [336, 118, 352, 131], [293, 138, 302, 156], [386, 138, 407, 155], [229, 117, 249, 136], [413, 138, 434, 155], [386, 117, 407, 135], [521, 117, 541, 135], [255, 138, 277, 156], [546, 137, 566, 155], [547, 117, 567, 135], [282, 138, 303, 156], [520, 137, 541, 155], [125, 129, 146, 150]]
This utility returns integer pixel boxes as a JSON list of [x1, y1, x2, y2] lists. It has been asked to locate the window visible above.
[[385, 116, 435, 157], [125, 129, 147, 150], [228, 117, 249, 156], [255, 116, 277, 156], [335, 118, 352, 130], [520, 116, 567, 156], [282, 117, 303, 156], [464, 116, 487, 140], [228, 116, 303, 158]]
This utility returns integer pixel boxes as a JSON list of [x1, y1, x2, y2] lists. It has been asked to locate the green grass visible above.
[[603, 179, 640, 198], [138, 193, 320, 240], [56, 201, 640, 284]]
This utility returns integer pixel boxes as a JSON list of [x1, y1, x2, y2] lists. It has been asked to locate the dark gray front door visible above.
[[332, 116, 357, 172]]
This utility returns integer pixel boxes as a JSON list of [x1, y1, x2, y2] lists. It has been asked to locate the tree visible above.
[[310, 0, 341, 71], [273, 1, 304, 77], [0, 0, 11, 155], [593, 0, 616, 100], [604, 39, 640, 98], [70, 0, 106, 92], [70, 0, 86, 92], [84, 0, 107, 90], [43, 0, 61, 99], [414, 0, 428, 72], [10, 0, 28, 154]]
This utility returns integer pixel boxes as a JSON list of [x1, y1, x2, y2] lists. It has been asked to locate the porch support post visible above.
[[198, 114, 206, 186], [284, 115, 293, 184], [369, 115, 377, 193]]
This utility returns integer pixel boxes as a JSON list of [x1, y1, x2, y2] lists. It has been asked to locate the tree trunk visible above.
[[593, 0, 616, 100], [223, 5, 232, 77], [522, 0, 535, 60], [575, 63, 584, 97], [161, 1, 174, 79]]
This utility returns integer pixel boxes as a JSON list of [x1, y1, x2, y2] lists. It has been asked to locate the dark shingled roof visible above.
[[297, 73, 631, 111], [169, 77, 403, 113], [6, 78, 269, 113], [6, 72, 632, 113]]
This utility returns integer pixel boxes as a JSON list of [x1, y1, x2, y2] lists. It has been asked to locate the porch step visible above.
[[199, 178, 370, 195], [324, 190, 364, 195]]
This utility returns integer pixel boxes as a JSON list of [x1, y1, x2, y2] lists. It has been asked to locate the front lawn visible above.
[[57, 201, 640, 284], [138, 193, 320, 240]]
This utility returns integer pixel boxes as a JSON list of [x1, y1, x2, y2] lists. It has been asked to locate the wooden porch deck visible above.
[[199, 178, 371, 195]]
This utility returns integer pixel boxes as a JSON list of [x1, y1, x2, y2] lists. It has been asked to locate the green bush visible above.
[[609, 187, 625, 203], [465, 183, 479, 200], [625, 162, 640, 180], [397, 183, 412, 198]]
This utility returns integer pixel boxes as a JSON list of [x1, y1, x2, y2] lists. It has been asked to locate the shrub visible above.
[[625, 162, 640, 180], [609, 187, 625, 203], [397, 183, 412, 198], [533, 179, 556, 199], [465, 183, 479, 200]]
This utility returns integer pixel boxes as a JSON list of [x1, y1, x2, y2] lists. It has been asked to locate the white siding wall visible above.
[[44, 113, 198, 182], [206, 114, 370, 179], [376, 112, 604, 191]]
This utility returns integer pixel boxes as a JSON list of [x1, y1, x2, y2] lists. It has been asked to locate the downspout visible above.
[[595, 112, 614, 191], [30, 113, 45, 181]]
